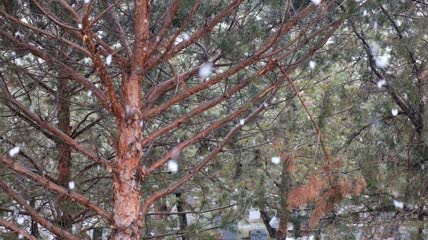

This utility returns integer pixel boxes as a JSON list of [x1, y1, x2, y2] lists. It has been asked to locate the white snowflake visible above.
[[310, 0, 321, 5], [15, 58, 23, 65], [87, 90, 92, 97], [78, 24, 82, 29], [84, 0, 90, 3], [14, 31, 24, 38], [391, 109, 398, 116], [239, 119, 245, 126], [271, 156, 281, 165], [182, 33, 190, 41], [125, 105, 136, 116], [309, 61, 316, 69], [198, 62, 213, 79], [393, 200, 403, 209], [18, 233, 24, 239], [9, 146, 21, 157], [269, 216, 279, 229], [17, 216, 24, 224], [369, 42, 380, 56], [68, 181, 75, 190], [377, 79, 386, 89], [375, 55, 389, 68], [168, 160, 178, 173], [83, 57, 91, 64], [106, 54, 112, 65]]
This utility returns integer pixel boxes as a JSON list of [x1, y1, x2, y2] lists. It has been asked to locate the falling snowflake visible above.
[[15, 58, 23, 65], [87, 90, 92, 97], [78, 24, 82, 29], [377, 79, 386, 89], [84, 0, 90, 3], [168, 160, 178, 173], [310, 0, 321, 5], [309, 61, 316, 69], [393, 200, 403, 209], [17, 216, 24, 224], [391, 109, 398, 116], [269, 216, 279, 229], [9, 146, 21, 157], [18, 233, 24, 239], [182, 33, 190, 41], [14, 31, 23, 38], [375, 55, 389, 68], [106, 54, 112, 65], [369, 42, 380, 56], [68, 181, 75, 190], [239, 119, 245, 126], [198, 62, 213, 79], [83, 57, 91, 64], [125, 105, 136, 116], [271, 156, 281, 165]]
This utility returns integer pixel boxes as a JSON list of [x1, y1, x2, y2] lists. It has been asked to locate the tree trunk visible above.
[[260, 209, 276, 238], [30, 198, 40, 238], [111, 156, 141, 239], [276, 155, 290, 240], [56, 79, 73, 234], [175, 193, 188, 240], [110, 75, 143, 239]]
